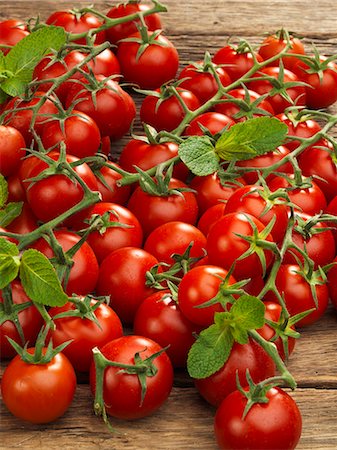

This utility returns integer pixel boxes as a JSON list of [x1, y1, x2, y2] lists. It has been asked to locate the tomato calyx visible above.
[[52, 295, 109, 326], [92, 343, 169, 426], [219, 87, 273, 121], [80, 209, 133, 236]]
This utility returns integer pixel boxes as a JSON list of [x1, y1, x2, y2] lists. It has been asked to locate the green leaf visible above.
[[230, 295, 266, 344], [178, 136, 220, 176], [187, 312, 234, 379], [215, 117, 288, 161], [1, 26, 67, 97], [0, 174, 8, 208], [0, 237, 20, 288], [0, 201, 23, 227], [20, 249, 68, 307]]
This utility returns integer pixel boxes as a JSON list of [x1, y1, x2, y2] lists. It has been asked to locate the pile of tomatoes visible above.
[[1, 2, 337, 449]]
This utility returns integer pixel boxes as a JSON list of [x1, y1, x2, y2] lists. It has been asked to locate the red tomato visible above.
[[276, 113, 321, 150], [214, 88, 274, 120], [184, 112, 234, 136], [117, 32, 179, 89], [41, 111, 101, 158], [214, 387, 302, 450], [47, 299, 123, 373], [268, 174, 327, 216], [0, 19, 29, 54], [258, 32, 305, 70], [195, 339, 275, 407], [96, 247, 159, 325], [119, 139, 189, 182], [1, 348, 76, 423], [224, 184, 289, 243], [265, 264, 329, 327], [248, 66, 306, 114], [140, 88, 200, 132], [144, 221, 207, 266], [6, 203, 38, 234], [89, 335, 173, 419], [85, 202, 143, 264], [6, 172, 26, 202], [0, 280, 44, 359], [88, 48, 121, 78], [213, 45, 263, 81], [3, 92, 58, 144], [207, 212, 274, 280], [31, 230, 99, 296], [178, 265, 235, 327], [46, 10, 106, 44], [178, 62, 231, 104], [0, 125, 26, 177], [197, 203, 227, 236], [106, 3, 162, 45], [127, 178, 198, 237], [65, 75, 136, 139], [19, 151, 98, 228], [94, 162, 131, 205], [190, 172, 245, 214], [133, 290, 200, 368]]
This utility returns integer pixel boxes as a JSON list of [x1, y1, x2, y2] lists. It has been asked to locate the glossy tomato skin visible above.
[[41, 111, 101, 158], [96, 247, 159, 325], [248, 66, 306, 114], [0, 19, 29, 54], [5, 202, 38, 234], [265, 264, 329, 327], [0, 280, 44, 359], [214, 387, 302, 450], [206, 213, 274, 280], [6, 172, 26, 202], [140, 88, 200, 132], [117, 32, 179, 89], [65, 75, 136, 139], [212, 46, 263, 81], [31, 230, 99, 296], [258, 33, 305, 71], [276, 113, 321, 151], [178, 265, 235, 327], [144, 221, 207, 266], [95, 163, 131, 205], [197, 203, 227, 236], [184, 112, 234, 137], [47, 299, 123, 373], [20, 152, 98, 228], [89, 335, 173, 419], [224, 184, 289, 243], [1, 348, 76, 423], [106, 3, 162, 45], [88, 48, 121, 78], [178, 62, 231, 104], [195, 339, 275, 407], [190, 172, 245, 215], [86, 202, 143, 264], [133, 290, 200, 368], [127, 178, 199, 237], [46, 10, 106, 44], [0, 125, 26, 177], [119, 139, 189, 182]]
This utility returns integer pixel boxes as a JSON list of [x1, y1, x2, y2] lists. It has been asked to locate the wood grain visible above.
[[1, 1, 337, 449]]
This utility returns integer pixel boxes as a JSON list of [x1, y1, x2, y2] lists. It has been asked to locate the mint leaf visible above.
[[187, 312, 234, 379], [230, 295, 266, 344], [0, 174, 8, 208], [20, 249, 68, 307], [178, 136, 220, 176], [0, 237, 20, 288], [1, 26, 67, 97], [0, 201, 23, 227], [215, 117, 288, 161]]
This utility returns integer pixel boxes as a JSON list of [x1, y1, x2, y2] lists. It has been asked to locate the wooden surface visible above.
[[1, 1, 337, 449]]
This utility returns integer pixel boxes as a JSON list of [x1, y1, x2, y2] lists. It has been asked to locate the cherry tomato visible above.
[[197, 203, 227, 236], [0, 280, 43, 359], [47, 299, 123, 373], [213, 45, 263, 81], [0, 19, 29, 55], [1, 348, 76, 423], [184, 112, 234, 136], [31, 230, 99, 296], [276, 113, 321, 151], [88, 48, 121, 78], [5, 203, 38, 234], [214, 386, 302, 449], [89, 335, 173, 419], [94, 162, 131, 205], [195, 339, 275, 406], [0, 125, 26, 177], [258, 32, 305, 71], [144, 221, 207, 266]]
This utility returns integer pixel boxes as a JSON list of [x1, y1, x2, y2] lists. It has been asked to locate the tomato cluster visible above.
[[1, 3, 337, 449]]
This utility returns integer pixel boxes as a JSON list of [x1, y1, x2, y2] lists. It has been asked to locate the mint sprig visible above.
[[187, 295, 265, 379], [178, 135, 219, 176]]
